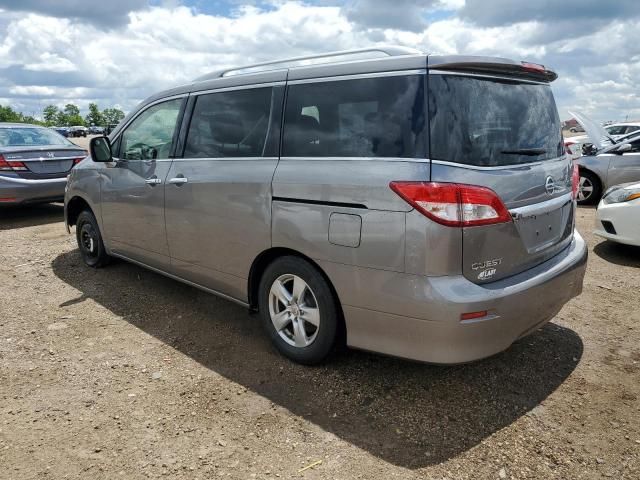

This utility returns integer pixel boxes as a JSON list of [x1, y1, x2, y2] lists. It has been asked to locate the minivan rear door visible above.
[[427, 69, 573, 284]]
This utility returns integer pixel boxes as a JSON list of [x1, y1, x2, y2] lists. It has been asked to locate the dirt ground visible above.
[[0, 202, 638, 479]]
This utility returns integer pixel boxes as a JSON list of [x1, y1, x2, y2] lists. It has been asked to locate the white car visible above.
[[595, 182, 640, 246], [565, 122, 640, 160]]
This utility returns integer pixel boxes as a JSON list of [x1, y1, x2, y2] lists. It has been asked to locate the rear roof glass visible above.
[[428, 74, 563, 167]]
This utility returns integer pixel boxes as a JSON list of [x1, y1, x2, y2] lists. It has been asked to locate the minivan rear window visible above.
[[283, 75, 426, 158], [428, 74, 563, 167]]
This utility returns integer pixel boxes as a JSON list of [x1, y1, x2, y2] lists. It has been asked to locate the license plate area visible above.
[[514, 204, 569, 254], [25, 160, 73, 174]]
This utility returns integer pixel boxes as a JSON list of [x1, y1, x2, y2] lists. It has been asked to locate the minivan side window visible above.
[[282, 75, 426, 158], [184, 87, 272, 158], [120, 99, 182, 160]]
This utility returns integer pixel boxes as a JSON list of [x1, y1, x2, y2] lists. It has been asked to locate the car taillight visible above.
[[572, 163, 579, 200], [0, 154, 27, 171], [389, 182, 512, 227], [73, 157, 84, 164]]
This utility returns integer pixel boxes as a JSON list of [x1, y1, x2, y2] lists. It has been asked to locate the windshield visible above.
[[0, 127, 74, 147], [428, 75, 563, 166]]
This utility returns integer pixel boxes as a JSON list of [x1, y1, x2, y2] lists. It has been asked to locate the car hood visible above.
[[569, 110, 615, 150]]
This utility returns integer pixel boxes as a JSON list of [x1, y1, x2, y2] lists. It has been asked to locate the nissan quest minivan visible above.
[[65, 47, 588, 365]]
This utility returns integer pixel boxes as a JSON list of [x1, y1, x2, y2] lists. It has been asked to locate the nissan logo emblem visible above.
[[545, 176, 555, 195]]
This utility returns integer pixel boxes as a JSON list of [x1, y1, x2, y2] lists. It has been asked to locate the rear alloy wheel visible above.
[[259, 256, 339, 365], [76, 210, 110, 268], [577, 170, 602, 205]]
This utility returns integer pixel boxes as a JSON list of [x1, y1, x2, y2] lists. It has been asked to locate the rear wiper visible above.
[[500, 148, 547, 156]]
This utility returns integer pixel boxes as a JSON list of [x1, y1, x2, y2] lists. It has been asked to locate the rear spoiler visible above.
[[428, 55, 557, 82]]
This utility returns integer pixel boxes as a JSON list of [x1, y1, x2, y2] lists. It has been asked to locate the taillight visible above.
[[73, 157, 84, 165], [390, 182, 512, 227], [572, 163, 579, 200], [0, 154, 27, 171]]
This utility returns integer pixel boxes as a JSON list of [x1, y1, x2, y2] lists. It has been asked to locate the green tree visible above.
[[0, 105, 23, 122], [102, 107, 125, 127], [63, 103, 84, 126], [43, 105, 59, 126], [85, 102, 103, 126]]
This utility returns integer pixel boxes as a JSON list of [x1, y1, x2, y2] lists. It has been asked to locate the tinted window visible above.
[[429, 75, 563, 167], [283, 75, 426, 158], [121, 99, 182, 160], [184, 87, 272, 158]]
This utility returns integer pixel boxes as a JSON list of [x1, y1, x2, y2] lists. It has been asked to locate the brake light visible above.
[[0, 154, 27, 171], [572, 163, 579, 199], [389, 182, 512, 227], [521, 61, 546, 73], [73, 157, 84, 164]]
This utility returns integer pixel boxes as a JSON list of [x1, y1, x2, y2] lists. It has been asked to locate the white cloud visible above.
[[0, 1, 637, 123]]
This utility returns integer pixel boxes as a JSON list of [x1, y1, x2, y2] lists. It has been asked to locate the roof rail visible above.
[[193, 46, 422, 82]]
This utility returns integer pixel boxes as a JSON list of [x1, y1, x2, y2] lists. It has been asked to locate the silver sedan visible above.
[[0, 123, 87, 205]]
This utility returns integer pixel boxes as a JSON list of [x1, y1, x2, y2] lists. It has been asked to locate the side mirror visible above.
[[616, 143, 632, 154], [89, 136, 113, 162]]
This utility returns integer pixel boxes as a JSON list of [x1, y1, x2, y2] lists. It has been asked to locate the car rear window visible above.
[[0, 127, 74, 147], [428, 74, 563, 167], [283, 75, 426, 158]]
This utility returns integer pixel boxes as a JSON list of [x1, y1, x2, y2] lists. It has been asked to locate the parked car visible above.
[[565, 122, 640, 160], [51, 126, 69, 137], [571, 110, 640, 204], [65, 48, 587, 365], [68, 126, 88, 137], [0, 123, 87, 205], [594, 182, 640, 246], [88, 126, 105, 135], [566, 128, 640, 161]]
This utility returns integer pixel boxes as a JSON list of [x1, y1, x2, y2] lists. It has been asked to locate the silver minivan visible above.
[[65, 47, 588, 365]]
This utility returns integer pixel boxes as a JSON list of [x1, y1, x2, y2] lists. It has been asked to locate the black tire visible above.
[[258, 256, 340, 365], [577, 170, 602, 205], [76, 210, 110, 268]]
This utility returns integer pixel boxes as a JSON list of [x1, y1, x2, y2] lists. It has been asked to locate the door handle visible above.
[[144, 177, 162, 185], [168, 176, 188, 185]]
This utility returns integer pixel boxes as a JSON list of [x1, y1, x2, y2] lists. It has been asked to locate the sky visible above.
[[0, 0, 638, 123]]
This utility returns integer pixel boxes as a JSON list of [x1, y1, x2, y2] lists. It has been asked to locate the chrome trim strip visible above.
[[288, 69, 426, 85], [431, 156, 568, 171], [173, 156, 279, 162], [280, 156, 430, 163], [428, 69, 548, 85], [192, 81, 286, 96], [0, 175, 67, 185], [109, 252, 250, 308], [510, 192, 573, 219], [22, 156, 84, 161]]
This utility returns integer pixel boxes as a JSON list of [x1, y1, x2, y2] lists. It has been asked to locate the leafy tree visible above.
[[85, 102, 103, 126], [0, 105, 23, 122], [102, 107, 125, 127], [43, 105, 59, 126], [63, 103, 84, 126]]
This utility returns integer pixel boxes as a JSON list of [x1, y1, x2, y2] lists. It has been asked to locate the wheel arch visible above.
[[65, 195, 94, 230]]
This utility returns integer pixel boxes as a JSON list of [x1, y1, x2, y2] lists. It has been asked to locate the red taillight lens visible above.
[[73, 157, 84, 164], [390, 182, 512, 227], [0, 154, 27, 171], [572, 163, 579, 200]]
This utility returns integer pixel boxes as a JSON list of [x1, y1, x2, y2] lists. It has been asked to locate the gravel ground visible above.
[[0, 205, 638, 480]]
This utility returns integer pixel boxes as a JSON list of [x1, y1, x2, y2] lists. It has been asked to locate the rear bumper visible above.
[[0, 174, 67, 205], [324, 231, 588, 364]]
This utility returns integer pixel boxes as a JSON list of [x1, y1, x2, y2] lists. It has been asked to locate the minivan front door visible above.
[[101, 98, 184, 270]]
